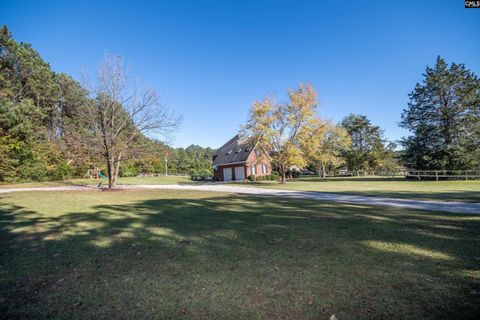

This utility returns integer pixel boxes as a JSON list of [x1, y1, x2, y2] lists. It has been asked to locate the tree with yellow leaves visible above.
[[244, 84, 322, 183], [302, 121, 351, 178]]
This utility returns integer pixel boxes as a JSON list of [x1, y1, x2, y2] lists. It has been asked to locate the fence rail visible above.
[[334, 170, 480, 180], [136, 173, 189, 177]]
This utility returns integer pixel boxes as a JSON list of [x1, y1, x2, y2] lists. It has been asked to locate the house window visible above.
[[251, 164, 257, 175], [255, 148, 261, 157], [262, 163, 267, 174]]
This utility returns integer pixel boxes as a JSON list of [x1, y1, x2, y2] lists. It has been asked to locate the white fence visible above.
[[136, 173, 189, 177], [335, 170, 480, 180]]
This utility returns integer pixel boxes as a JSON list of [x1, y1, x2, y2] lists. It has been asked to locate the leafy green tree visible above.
[[0, 98, 46, 181], [1, 25, 186, 182], [0, 25, 81, 181], [303, 121, 351, 177], [400, 57, 480, 170], [341, 114, 397, 171], [0, 25, 59, 140]]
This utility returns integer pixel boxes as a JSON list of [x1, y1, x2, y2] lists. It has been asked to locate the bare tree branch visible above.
[[79, 53, 181, 188]]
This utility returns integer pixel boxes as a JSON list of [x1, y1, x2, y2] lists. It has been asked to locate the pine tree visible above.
[[400, 57, 480, 170]]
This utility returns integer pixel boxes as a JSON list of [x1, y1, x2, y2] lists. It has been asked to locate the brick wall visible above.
[[213, 146, 272, 181]]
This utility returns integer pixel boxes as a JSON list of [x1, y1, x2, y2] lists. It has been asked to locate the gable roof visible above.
[[212, 134, 255, 165]]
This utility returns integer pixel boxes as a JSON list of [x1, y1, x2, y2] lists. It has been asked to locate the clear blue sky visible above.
[[1, 0, 479, 148]]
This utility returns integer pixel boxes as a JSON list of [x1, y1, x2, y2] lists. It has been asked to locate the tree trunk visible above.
[[321, 165, 326, 178], [113, 153, 122, 188], [106, 157, 114, 189]]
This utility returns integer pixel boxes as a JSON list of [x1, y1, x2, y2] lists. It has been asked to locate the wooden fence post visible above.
[[435, 171, 438, 181]]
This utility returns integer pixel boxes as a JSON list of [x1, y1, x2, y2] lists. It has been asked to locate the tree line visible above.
[[243, 85, 398, 183], [243, 57, 480, 182], [0, 26, 211, 187], [1, 25, 479, 185]]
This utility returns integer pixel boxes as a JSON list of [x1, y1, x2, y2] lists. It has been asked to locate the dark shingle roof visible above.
[[212, 134, 254, 165]]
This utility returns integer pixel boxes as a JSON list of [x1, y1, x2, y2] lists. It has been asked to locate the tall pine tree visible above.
[[400, 57, 480, 170]]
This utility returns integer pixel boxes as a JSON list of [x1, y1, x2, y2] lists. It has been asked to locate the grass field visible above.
[[2, 175, 479, 203], [69, 175, 192, 186], [243, 176, 480, 202], [0, 176, 192, 189], [0, 181, 67, 189], [1, 190, 479, 319]]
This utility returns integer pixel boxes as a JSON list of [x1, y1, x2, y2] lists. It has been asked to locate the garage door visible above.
[[234, 166, 245, 181], [223, 167, 232, 181]]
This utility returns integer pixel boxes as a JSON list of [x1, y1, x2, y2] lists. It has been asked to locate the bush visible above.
[[198, 168, 212, 178], [269, 172, 279, 181], [119, 163, 139, 177], [19, 159, 48, 181], [52, 162, 75, 180], [191, 168, 212, 181], [247, 175, 255, 181]]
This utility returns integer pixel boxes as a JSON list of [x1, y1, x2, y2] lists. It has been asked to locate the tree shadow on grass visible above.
[[0, 193, 479, 319]]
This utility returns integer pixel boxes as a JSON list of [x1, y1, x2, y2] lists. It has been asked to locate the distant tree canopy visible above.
[[341, 114, 398, 171], [401, 57, 480, 170], [0, 25, 207, 182]]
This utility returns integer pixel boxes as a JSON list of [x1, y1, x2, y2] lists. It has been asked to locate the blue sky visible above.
[[1, 0, 479, 148]]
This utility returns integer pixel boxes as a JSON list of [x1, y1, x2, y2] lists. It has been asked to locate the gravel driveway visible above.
[[1, 184, 479, 214]]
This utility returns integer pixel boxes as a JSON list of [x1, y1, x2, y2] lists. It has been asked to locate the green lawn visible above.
[[0, 181, 67, 189], [242, 176, 480, 202], [3, 175, 480, 203], [1, 190, 479, 319], [68, 175, 193, 186], [0, 175, 192, 189]]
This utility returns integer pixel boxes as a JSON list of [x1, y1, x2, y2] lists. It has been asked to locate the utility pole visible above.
[[165, 156, 168, 176]]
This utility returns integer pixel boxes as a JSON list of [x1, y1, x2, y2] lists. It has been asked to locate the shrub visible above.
[[19, 159, 48, 181], [247, 175, 255, 181], [198, 168, 212, 178], [53, 162, 75, 180], [269, 172, 279, 181], [119, 163, 139, 177]]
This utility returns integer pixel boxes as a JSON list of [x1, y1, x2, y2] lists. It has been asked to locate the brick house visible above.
[[212, 134, 272, 181]]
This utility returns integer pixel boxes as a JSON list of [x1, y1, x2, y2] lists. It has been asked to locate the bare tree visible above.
[[81, 53, 181, 188]]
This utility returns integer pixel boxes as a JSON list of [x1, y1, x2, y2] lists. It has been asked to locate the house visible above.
[[212, 134, 272, 181]]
